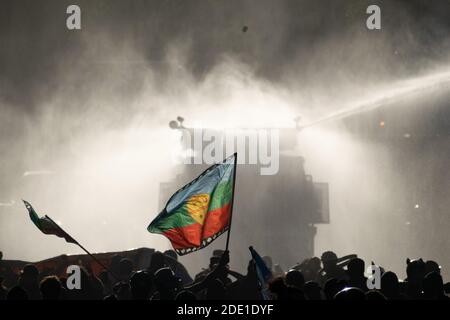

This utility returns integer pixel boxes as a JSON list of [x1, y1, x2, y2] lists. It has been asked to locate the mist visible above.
[[1, 0, 449, 278]]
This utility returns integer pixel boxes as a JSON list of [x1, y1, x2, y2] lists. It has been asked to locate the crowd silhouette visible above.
[[1, 249, 449, 301]]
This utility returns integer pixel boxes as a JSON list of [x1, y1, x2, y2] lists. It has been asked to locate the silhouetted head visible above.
[[213, 250, 225, 257], [268, 276, 287, 299], [20, 264, 39, 284], [425, 260, 440, 275], [303, 281, 322, 300], [285, 269, 305, 289], [381, 271, 400, 299], [164, 250, 178, 261], [423, 271, 444, 299], [130, 270, 153, 300], [7, 286, 28, 300], [119, 258, 134, 279], [347, 258, 365, 278], [406, 258, 426, 284], [149, 251, 166, 274], [169, 120, 179, 129], [321, 251, 338, 270], [154, 267, 180, 295], [40, 276, 61, 300], [334, 287, 365, 301], [324, 278, 339, 300], [308, 257, 321, 272], [209, 256, 221, 270]]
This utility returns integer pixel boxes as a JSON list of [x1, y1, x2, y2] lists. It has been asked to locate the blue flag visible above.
[[249, 246, 273, 300]]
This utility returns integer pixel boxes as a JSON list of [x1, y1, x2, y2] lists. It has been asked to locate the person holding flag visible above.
[[249, 246, 273, 300]]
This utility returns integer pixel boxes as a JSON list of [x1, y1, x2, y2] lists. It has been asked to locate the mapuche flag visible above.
[[23, 200, 77, 244], [148, 153, 236, 255]]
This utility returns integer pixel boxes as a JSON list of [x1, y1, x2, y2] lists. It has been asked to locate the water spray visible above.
[[299, 69, 450, 130]]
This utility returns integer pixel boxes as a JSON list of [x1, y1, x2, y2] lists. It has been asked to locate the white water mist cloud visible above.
[[1, 1, 449, 277]]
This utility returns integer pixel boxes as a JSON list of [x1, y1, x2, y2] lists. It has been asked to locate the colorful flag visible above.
[[148, 154, 236, 255], [23, 200, 77, 244], [249, 246, 273, 300]]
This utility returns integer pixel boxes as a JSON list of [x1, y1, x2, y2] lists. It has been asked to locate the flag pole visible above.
[[225, 152, 238, 251], [45, 215, 120, 281]]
